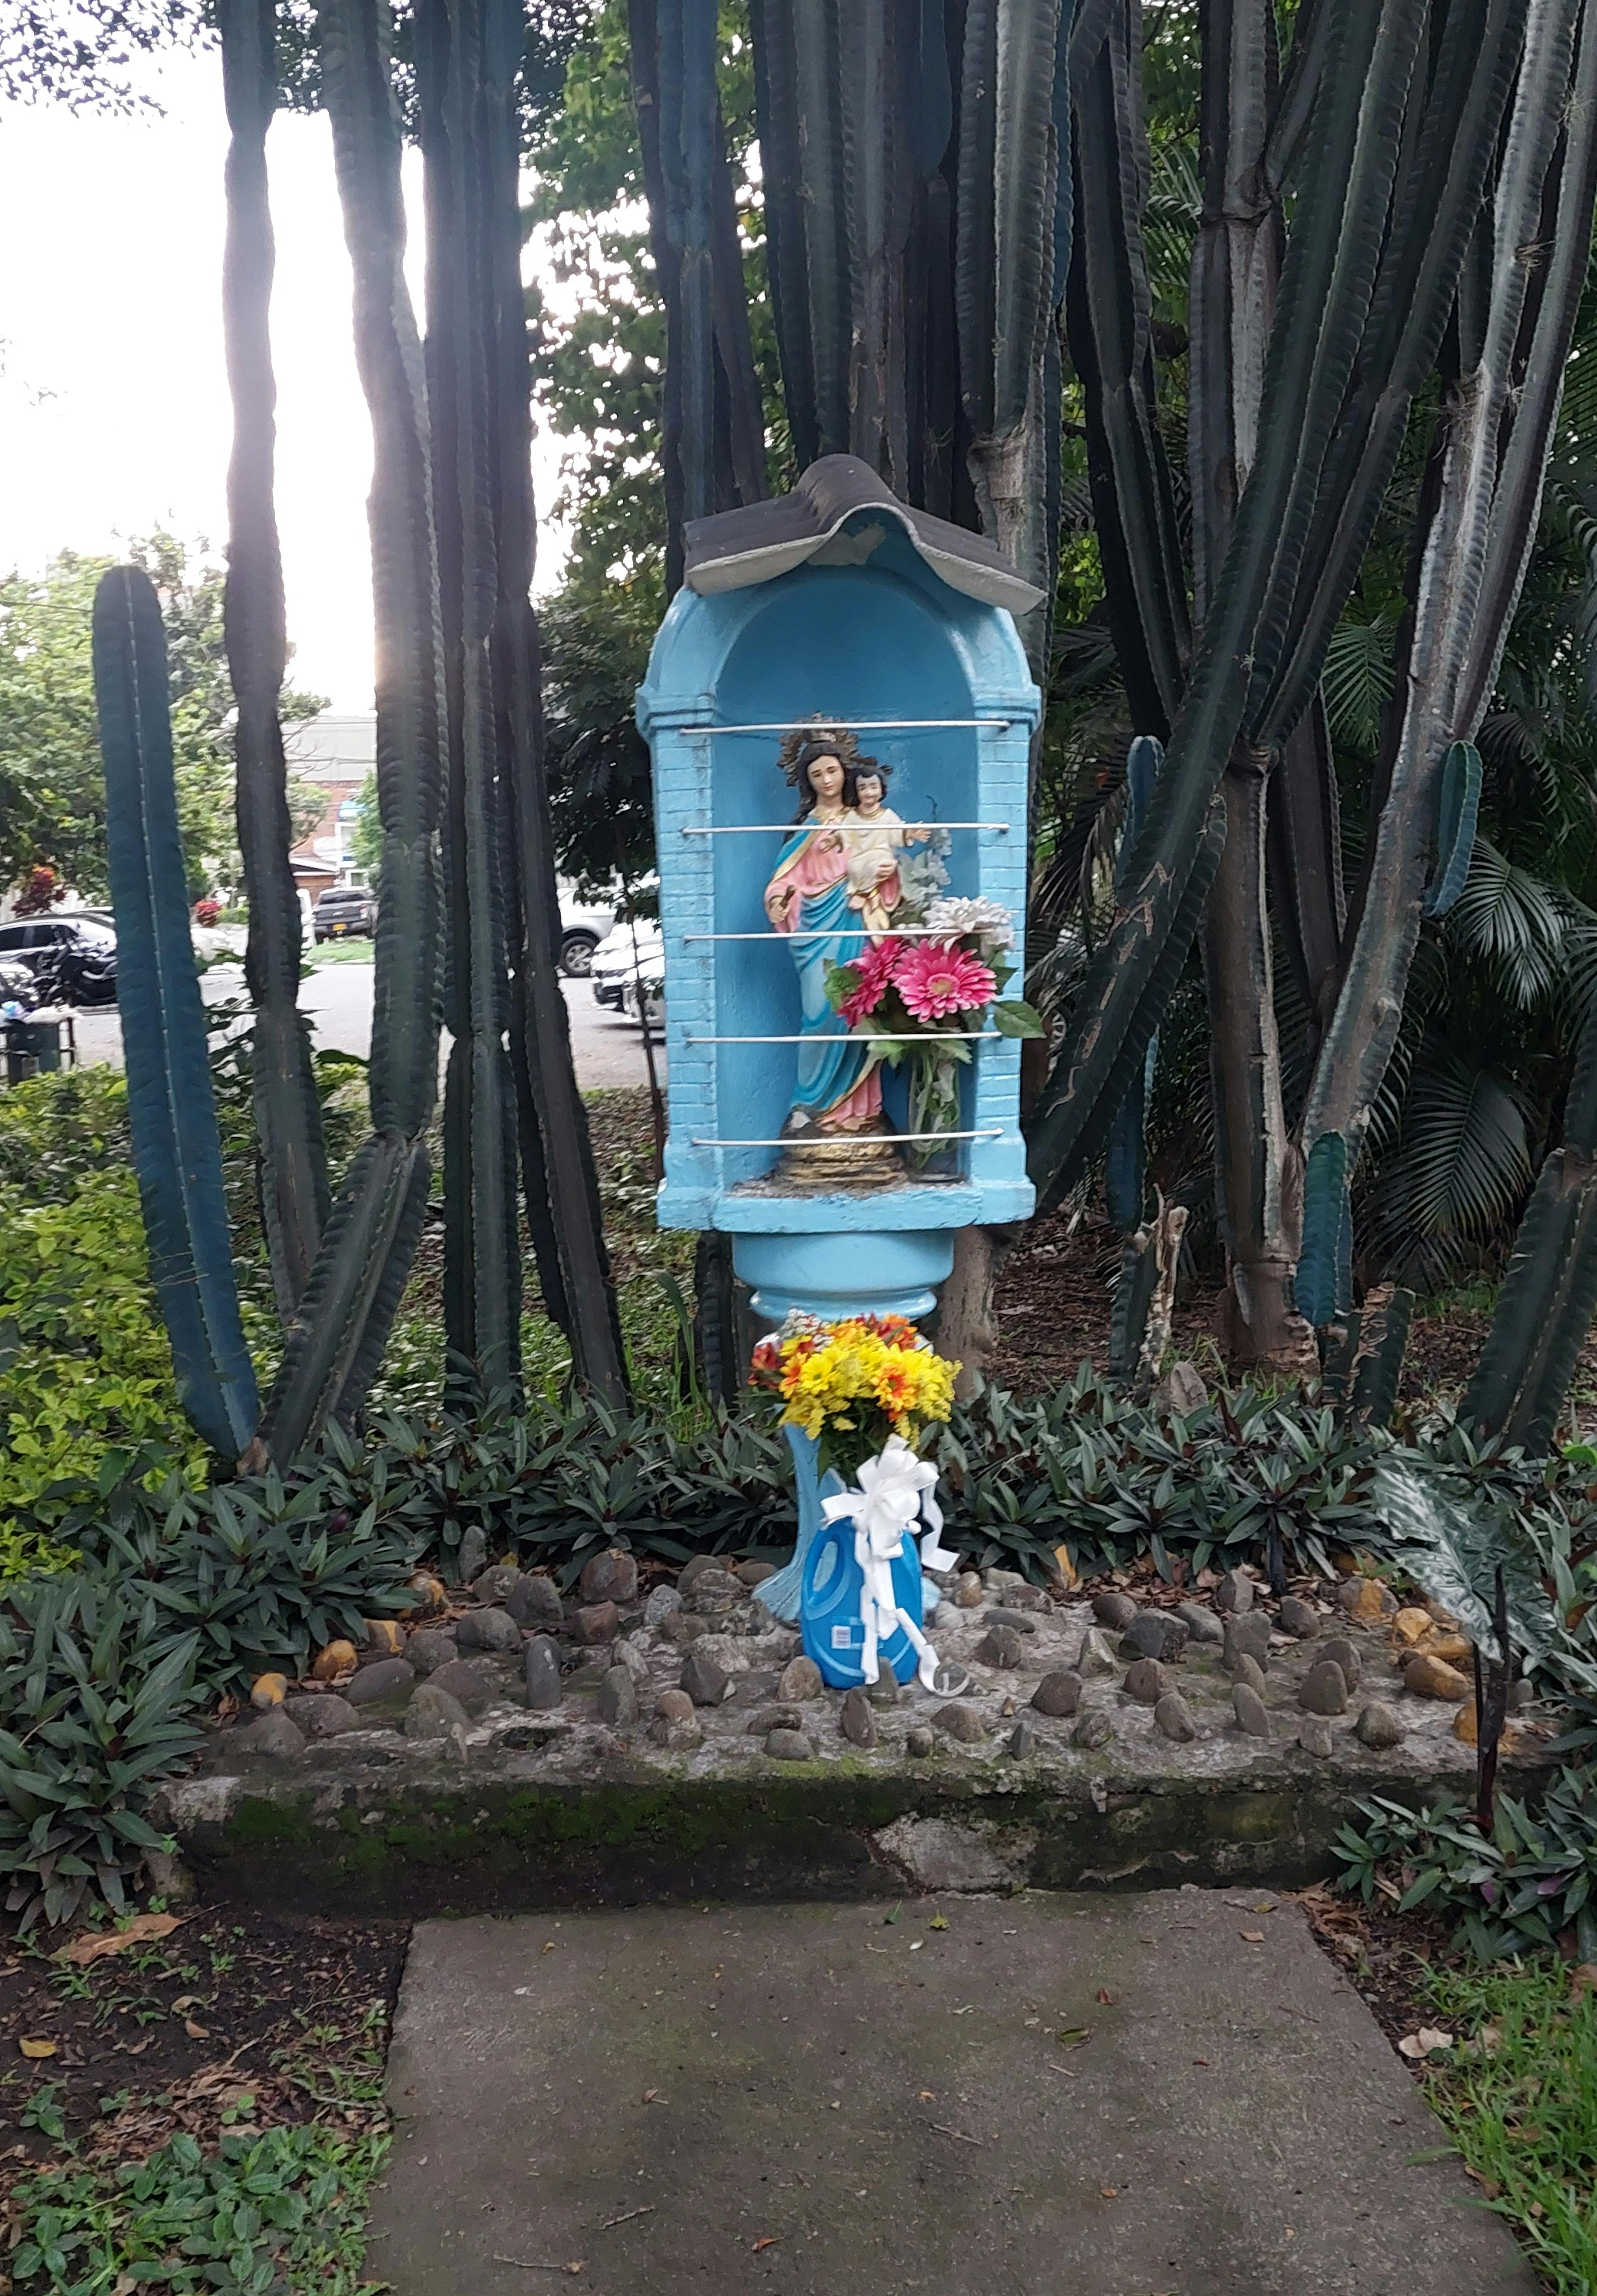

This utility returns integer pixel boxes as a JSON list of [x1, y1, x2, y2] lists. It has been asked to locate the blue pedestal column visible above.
[[754, 1426, 845, 1624], [730, 1229, 955, 1325]]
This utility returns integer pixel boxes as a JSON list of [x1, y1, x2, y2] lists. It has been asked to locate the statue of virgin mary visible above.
[[762, 725, 901, 1187]]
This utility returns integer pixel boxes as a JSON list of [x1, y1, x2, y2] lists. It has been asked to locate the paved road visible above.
[[369, 1889, 1536, 2296], [69, 958, 664, 1095]]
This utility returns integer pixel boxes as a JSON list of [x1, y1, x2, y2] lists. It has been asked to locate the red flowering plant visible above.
[[823, 899, 1043, 1165]]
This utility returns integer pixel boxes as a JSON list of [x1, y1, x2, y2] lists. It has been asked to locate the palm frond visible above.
[[1320, 610, 1399, 751]]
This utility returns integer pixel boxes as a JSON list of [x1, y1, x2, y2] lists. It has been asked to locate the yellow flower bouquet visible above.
[[748, 1311, 959, 1479]]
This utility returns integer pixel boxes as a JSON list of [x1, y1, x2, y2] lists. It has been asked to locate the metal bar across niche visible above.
[[686, 718, 1012, 735], [679, 822, 1011, 835], [686, 1031, 1000, 1044], [690, 1128, 1006, 1148], [681, 928, 1014, 943]]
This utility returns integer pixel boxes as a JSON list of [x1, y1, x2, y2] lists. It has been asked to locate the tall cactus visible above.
[[94, 568, 261, 1459], [1026, 0, 1530, 1216], [219, 0, 331, 1325], [1299, 0, 1597, 1239], [1463, 1001, 1597, 1451], [253, 0, 445, 1463]]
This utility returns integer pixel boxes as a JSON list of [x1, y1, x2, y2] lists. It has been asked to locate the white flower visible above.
[[922, 895, 1016, 949]]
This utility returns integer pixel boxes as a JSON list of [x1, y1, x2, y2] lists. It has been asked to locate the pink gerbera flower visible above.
[[892, 938, 998, 1021], [838, 936, 904, 1027]]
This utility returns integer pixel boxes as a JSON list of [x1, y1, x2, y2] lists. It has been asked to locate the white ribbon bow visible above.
[[821, 1435, 959, 1690]]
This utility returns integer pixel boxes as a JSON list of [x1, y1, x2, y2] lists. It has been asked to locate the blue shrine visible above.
[[635, 457, 1042, 1325]]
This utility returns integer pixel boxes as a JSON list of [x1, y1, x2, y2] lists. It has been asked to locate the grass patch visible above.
[[1417, 1958, 1597, 2295]]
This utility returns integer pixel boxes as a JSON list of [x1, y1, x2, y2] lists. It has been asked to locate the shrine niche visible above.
[[635, 454, 1041, 1327]]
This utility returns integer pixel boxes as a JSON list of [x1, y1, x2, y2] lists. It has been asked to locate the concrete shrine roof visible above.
[[682, 453, 1045, 617]]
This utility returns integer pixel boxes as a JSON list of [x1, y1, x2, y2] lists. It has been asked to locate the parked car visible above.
[[556, 884, 617, 978], [0, 913, 118, 1006], [620, 967, 665, 1034], [312, 885, 376, 941], [590, 919, 664, 1010]]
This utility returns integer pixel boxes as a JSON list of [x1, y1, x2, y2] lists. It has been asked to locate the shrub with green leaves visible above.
[[0, 1571, 204, 1931], [1334, 1768, 1597, 1961]]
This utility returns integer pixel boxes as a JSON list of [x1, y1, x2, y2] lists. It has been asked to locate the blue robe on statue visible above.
[[767, 820, 880, 1126]]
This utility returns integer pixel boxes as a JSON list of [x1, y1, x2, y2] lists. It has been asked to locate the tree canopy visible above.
[[0, 535, 324, 901]]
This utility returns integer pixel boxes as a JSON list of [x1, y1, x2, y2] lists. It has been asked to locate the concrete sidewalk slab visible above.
[[368, 1889, 1537, 2296]]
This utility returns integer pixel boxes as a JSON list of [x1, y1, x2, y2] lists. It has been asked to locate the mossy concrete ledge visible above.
[[153, 1708, 1551, 1917]]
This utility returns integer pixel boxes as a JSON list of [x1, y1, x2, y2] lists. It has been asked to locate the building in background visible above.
[[284, 711, 374, 898]]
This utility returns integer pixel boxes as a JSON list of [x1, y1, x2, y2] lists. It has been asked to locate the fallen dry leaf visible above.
[[1398, 2027, 1455, 2059], [1096, 1988, 1115, 2005], [1241, 1931, 1266, 1944], [18, 2038, 56, 2059], [929, 1915, 949, 1932], [171, 1995, 203, 2015], [58, 1913, 188, 1968], [752, 2237, 779, 2252], [184, 2019, 211, 2041], [1099, 2186, 1118, 2199], [1571, 1964, 1597, 1998]]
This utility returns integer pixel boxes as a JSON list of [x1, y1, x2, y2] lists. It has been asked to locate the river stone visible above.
[[933, 1701, 986, 1743], [954, 1572, 984, 1608], [406, 1629, 459, 1677], [981, 1607, 1036, 1637], [1232, 1653, 1268, 1698], [522, 1637, 563, 1711], [766, 1727, 813, 1761], [680, 1648, 733, 1706], [425, 1660, 493, 1717], [613, 1636, 652, 1687], [1009, 1718, 1038, 1759], [776, 1655, 823, 1702], [865, 1669, 900, 1707], [1320, 1635, 1362, 1690], [1074, 1709, 1113, 1750], [405, 1683, 471, 1741], [1122, 1657, 1168, 1704], [1299, 1660, 1349, 1716], [737, 1560, 778, 1588], [1224, 1612, 1273, 1669], [1233, 1683, 1269, 1737], [1215, 1568, 1254, 1614], [687, 1568, 744, 1613], [506, 1573, 563, 1629], [1298, 1714, 1336, 1758], [1031, 1670, 1082, 1718], [346, 1658, 416, 1709], [650, 1708, 704, 1752], [572, 1601, 621, 1645], [746, 1706, 803, 1736], [359, 1620, 405, 1661], [470, 1564, 521, 1606], [1175, 1602, 1224, 1644], [457, 1607, 522, 1656], [839, 1689, 878, 1748], [906, 1725, 936, 1756], [1278, 1597, 1322, 1639], [974, 1624, 1026, 1669], [455, 1526, 487, 1586], [1404, 1652, 1471, 1700], [1076, 1627, 1118, 1677], [1355, 1700, 1403, 1750], [240, 1708, 305, 1760], [579, 1549, 638, 1607], [1122, 1612, 1189, 1664], [1154, 1691, 1198, 1743], [643, 1584, 682, 1629], [659, 1612, 707, 1647], [1092, 1591, 1138, 1630], [597, 1666, 638, 1728], [284, 1694, 358, 1738]]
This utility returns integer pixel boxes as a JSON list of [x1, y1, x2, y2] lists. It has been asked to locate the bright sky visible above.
[[0, 40, 567, 711]]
